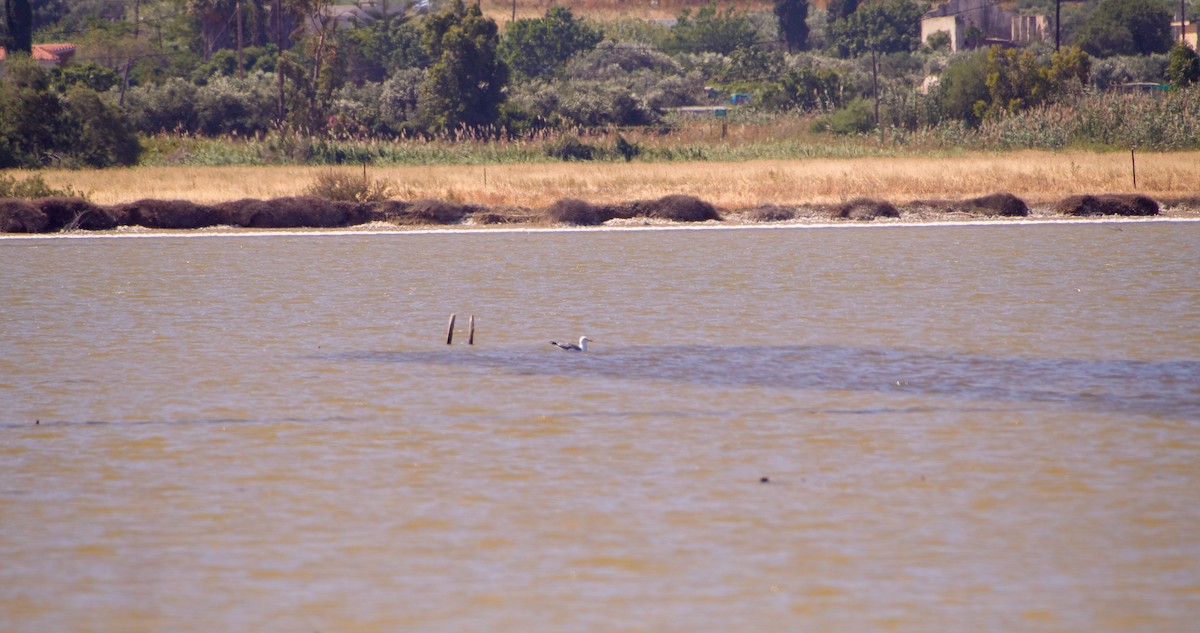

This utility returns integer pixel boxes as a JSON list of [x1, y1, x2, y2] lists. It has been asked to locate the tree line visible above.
[[2, 0, 1198, 168]]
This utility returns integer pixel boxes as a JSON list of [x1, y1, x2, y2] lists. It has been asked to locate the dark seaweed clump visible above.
[[965, 192, 1029, 216], [832, 198, 899, 220], [742, 205, 795, 222], [544, 198, 606, 226], [1053, 194, 1160, 216]]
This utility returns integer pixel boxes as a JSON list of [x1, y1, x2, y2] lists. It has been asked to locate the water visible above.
[[2, 221, 1199, 632]]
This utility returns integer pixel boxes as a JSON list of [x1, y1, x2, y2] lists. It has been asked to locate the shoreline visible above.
[[5, 213, 1197, 241]]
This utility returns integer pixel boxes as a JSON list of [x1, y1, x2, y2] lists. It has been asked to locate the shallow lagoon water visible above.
[[2, 220, 1199, 632]]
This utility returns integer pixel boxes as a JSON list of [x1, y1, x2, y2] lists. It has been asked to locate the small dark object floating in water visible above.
[[550, 336, 591, 352], [760, 477, 770, 484]]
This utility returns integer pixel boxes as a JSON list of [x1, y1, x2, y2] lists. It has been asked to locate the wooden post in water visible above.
[[1131, 147, 1137, 189], [446, 313, 456, 345], [468, 315, 475, 345]]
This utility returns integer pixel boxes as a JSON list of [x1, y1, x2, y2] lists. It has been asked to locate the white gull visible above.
[[550, 336, 591, 352]]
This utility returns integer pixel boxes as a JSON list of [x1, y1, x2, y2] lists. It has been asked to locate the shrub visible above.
[[925, 30, 951, 52], [1167, 43, 1200, 88], [63, 86, 141, 167], [304, 170, 395, 202], [827, 97, 875, 134], [544, 135, 597, 161], [123, 78, 200, 134], [553, 79, 660, 127], [615, 134, 641, 161], [833, 198, 899, 220], [566, 42, 680, 78], [759, 65, 843, 112], [936, 49, 990, 125], [0, 174, 89, 199], [1089, 54, 1169, 90], [194, 73, 278, 137], [380, 68, 425, 129]]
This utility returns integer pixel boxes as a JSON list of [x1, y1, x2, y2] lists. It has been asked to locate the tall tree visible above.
[[499, 6, 603, 79], [826, 0, 923, 127], [775, 0, 810, 52], [826, 0, 860, 23], [664, 3, 757, 55], [188, 0, 238, 58], [5, 0, 32, 55], [416, 0, 507, 132], [1073, 0, 1173, 57], [1167, 41, 1200, 87]]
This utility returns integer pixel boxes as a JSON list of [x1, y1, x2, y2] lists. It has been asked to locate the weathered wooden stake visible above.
[[1131, 147, 1137, 189], [467, 315, 475, 345], [446, 313, 456, 345]]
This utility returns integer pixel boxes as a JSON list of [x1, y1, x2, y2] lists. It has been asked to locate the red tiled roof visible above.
[[0, 43, 77, 63]]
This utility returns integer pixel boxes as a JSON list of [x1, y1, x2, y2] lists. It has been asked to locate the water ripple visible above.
[[324, 345, 1200, 420]]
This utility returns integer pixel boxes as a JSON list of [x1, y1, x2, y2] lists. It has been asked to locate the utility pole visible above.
[[1182, 0, 1188, 45], [276, 0, 286, 122], [1055, 0, 1060, 52], [237, 0, 245, 78], [120, 0, 141, 106]]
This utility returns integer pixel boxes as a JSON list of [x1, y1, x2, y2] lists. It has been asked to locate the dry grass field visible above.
[[31, 151, 1200, 211]]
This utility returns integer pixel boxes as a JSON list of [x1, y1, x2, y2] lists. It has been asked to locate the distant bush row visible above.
[[0, 192, 1174, 234]]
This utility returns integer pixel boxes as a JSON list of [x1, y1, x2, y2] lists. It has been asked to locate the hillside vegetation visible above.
[[1, 0, 1198, 171]]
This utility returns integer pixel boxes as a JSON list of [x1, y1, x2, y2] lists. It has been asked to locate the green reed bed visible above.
[[136, 86, 1200, 167]]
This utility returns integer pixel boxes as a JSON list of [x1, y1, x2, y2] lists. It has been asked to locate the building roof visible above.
[[0, 43, 77, 63]]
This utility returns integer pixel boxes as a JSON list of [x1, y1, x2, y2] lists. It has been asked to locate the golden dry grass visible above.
[[31, 151, 1199, 210]]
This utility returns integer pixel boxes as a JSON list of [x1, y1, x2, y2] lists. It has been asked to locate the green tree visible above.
[[979, 45, 1090, 120], [827, 0, 924, 58], [1073, 0, 1172, 57], [936, 49, 990, 125], [826, 0, 860, 23], [499, 7, 603, 80], [983, 47, 1049, 118], [5, 0, 32, 55], [342, 10, 425, 83], [0, 58, 65, 167], [1166, 41, 1200, 87], [826, 0, 925, 126], [664, 3, 758, 55], [416, 0, 507, 132], [0, 58, 138, 168], [759, 65, 842, 111], [63, 86, 141, 167], [775, 0, 810, 52]]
